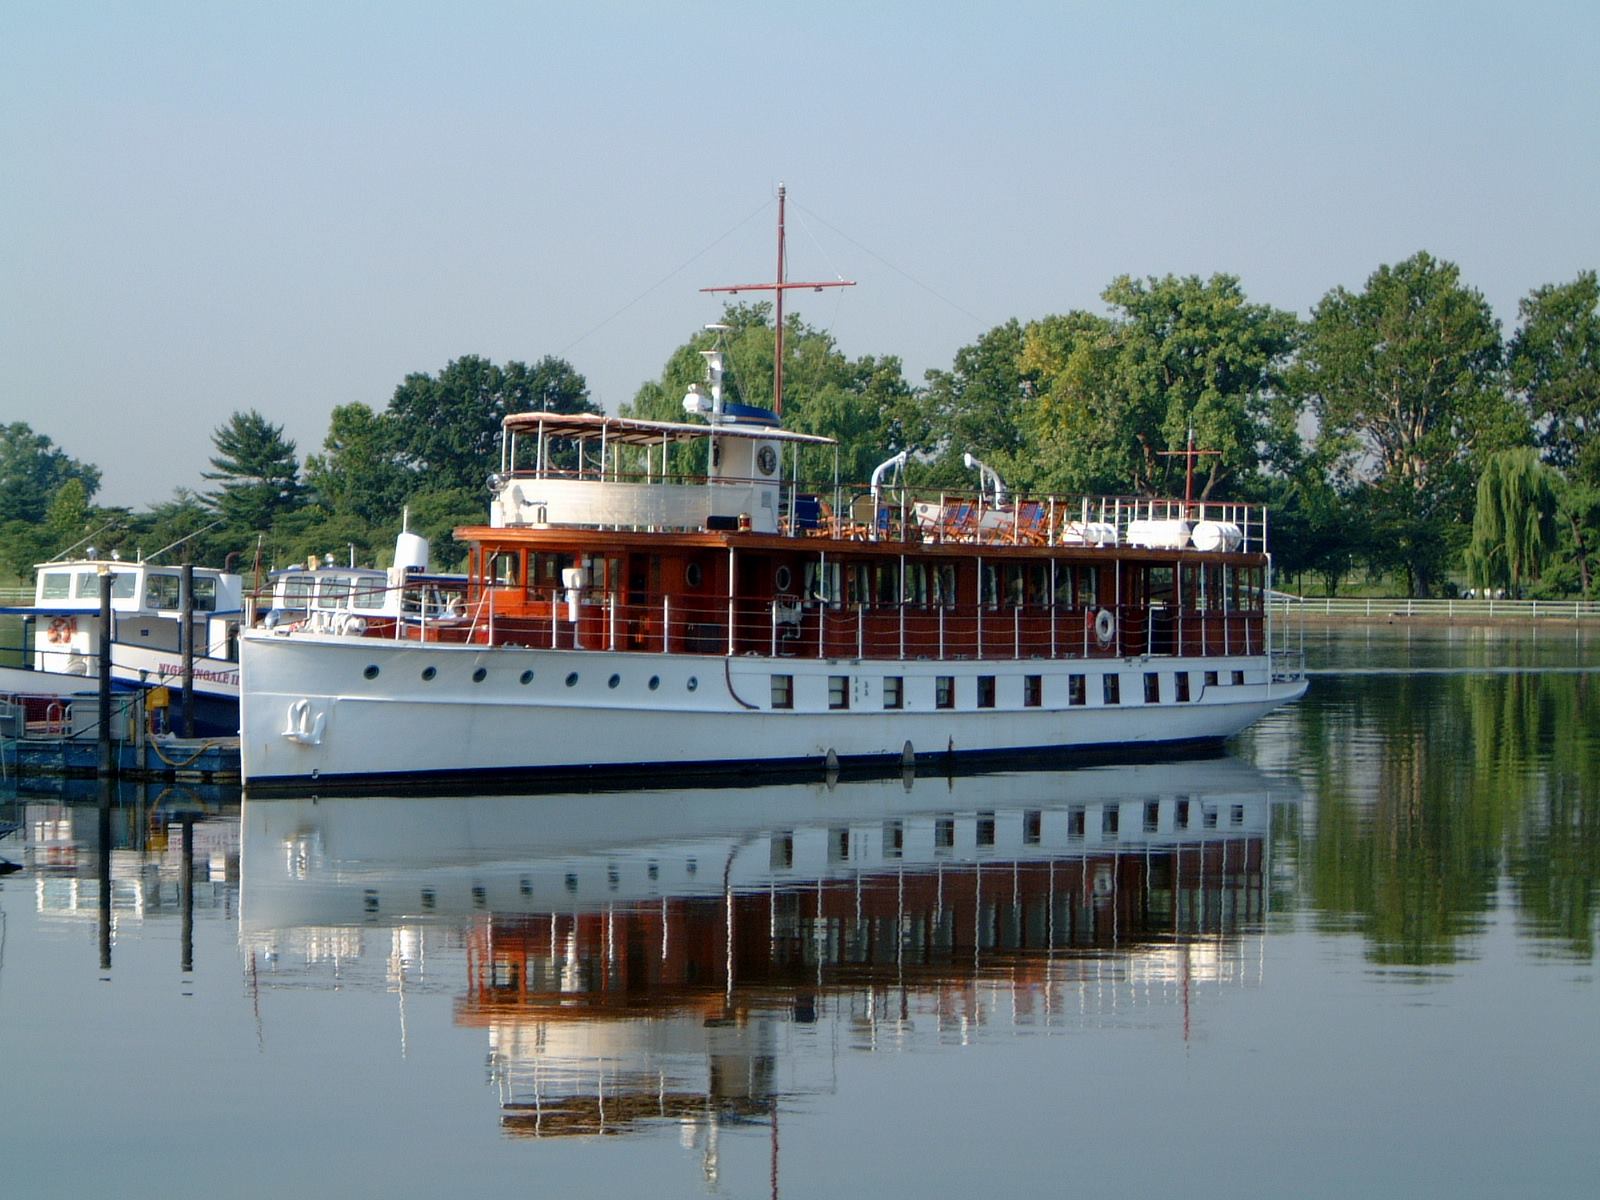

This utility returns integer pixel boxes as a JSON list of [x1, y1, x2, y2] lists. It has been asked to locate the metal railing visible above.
[[1269, 594, 1600, 621]]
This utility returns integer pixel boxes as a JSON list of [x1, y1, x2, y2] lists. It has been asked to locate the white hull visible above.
[[239, 628, 1307, 791]]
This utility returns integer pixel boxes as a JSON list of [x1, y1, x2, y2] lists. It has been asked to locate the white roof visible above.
[[502, 411, 836, 448]]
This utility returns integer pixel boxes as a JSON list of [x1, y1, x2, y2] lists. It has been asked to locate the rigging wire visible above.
[[791, 199, 987, 326], [557, 197, 775, 361]]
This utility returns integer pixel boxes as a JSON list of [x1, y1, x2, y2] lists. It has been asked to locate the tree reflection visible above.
[[1267, 669, 1599, 965]]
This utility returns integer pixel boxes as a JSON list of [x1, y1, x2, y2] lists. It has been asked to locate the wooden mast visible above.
[[701, 184, 855, 415]]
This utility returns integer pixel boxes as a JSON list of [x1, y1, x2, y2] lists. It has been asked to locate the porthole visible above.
[[472, 667, 487, 683], [608, 673, 621, 689], [519, 669, 534, 685], [363, 665, 380, 680], [686, 676, 699, 692], [421, 666, 436, 681], [684, 562, 703, 588], [648, 675, 660, 691], [565, 671, 579, 688], [774, 565, 792, 592]]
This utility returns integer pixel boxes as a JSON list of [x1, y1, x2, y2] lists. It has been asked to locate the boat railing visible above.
[[491, 465, 1269, 553], [465, 588, 1266, 663]]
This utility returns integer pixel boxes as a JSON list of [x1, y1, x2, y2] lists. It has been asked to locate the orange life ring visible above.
[[47, 616, 77, 643]]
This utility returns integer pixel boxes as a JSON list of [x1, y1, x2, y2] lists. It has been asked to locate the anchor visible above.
[[281, 698, 327, 746]]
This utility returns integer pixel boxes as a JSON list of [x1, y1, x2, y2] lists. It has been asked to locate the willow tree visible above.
[[1464, 448, 1560, 596]]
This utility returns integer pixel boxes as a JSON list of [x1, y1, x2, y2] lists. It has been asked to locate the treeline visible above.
[[2, 251, 1595, 598]]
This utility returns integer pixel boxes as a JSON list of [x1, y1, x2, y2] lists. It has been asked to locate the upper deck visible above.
[[486, 411, 1269, 558]]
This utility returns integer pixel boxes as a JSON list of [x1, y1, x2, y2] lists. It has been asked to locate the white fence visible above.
[[1270, 594, 1600, 621]]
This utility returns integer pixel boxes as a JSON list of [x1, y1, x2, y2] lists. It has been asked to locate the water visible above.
[[2, 628, 1596, 1198]]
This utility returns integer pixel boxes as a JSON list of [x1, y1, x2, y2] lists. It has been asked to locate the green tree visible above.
[[388, 355, 598, 494], [304, 402, 411, 523], [1509, 271, 1600, 596], [203, 410, 306, 533], [0, 422, 101, 524], [1464, 448, 1561, 596], [1296, 252, 1522, 595], [920, 319, 1028, 488]]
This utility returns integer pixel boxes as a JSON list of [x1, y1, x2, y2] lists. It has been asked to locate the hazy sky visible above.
[[4, 1, 1597, 509]]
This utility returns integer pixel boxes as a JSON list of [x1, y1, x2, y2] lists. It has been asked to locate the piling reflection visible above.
[[240, 757, 1292, 1140]]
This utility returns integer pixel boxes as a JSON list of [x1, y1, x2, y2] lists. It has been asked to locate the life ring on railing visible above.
[[1093, 608, 1116, 646], [47, 616, 77, 643]]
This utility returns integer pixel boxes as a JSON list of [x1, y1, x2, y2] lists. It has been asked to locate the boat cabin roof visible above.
[[502, 410, 836, 449]]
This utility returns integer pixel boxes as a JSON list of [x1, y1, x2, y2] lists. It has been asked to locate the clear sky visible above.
[[3, 0, 1597, 509]]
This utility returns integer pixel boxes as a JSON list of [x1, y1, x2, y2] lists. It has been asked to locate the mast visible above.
[[701, 183, 855, 416]]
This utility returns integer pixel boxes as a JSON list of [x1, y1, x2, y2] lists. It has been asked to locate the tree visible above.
[[920, 319, 1029, 489], [1509, 272, 1600, 596], [388, 355, 599, 494], [1295, 252, 1523, 595], [303, 402, 412, 523], [1464, 448, 1561, 595], [0, 422, 101, 525], [203, 410, 305, 533]]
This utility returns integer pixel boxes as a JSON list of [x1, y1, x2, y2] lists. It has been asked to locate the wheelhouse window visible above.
[[40, 572, 72, 600], [318, 576, 352, 609], [144, 574, 181, 609], [489, 550, 521, 587]]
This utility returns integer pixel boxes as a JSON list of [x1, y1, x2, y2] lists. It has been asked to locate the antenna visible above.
[[700, 184, 855, 415]]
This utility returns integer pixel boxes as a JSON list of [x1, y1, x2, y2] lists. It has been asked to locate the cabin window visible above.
[[1068, 674, 1086, 706], [1204, 670, 1219, 687], [353, 581, 386, 611], [144, 574, 181, 609], [884, 820, 904, 859], [1145, 801, 1160, 833], [936, 676, 955, 709], [1148, 565, 1175, 607], [874, 562, 899, 606], [977, 675, 996, 708], [1024, 675, 1042, 707], [774, 564, 793, 593], [280, 575, 314, 609], [1103, 674, 1121, 705], [932, 563, 958, 608], [771, 674, 794, 709], [684, 561, 703, 589], [1204, 807, 1218, 829], [1177, 799, 1190, 827], [1175, 672, 1191, 702], [1023, 810, 1042, 845], [1232, 804, 1246, 826], [1079, 567, 1098, 609], [883, 676, 904, 710], [40, 572, 72, 600], [318, 576, 351, 609], [828, 675, 849, 710], [1144, 672, 1160, 703], [1232, 669, 1246, 686], [1103, 807, 1120, 836], [976, 812, 995, 847], [980, 564, 1000, 609], [805, 560, 842, 607], [489, 551, 520, 588], [1004, 563, 1026, 607], [1068, 807, 1085, 839], [902, 562, 929, 606], [934, 818, 955, 850], [528, 552, 572, 596]]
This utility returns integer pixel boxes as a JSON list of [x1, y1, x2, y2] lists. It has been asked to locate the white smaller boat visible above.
[[0, 549, 244, 736]]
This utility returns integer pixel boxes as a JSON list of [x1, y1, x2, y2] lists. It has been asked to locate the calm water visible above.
[[2, 627, 1596, 1199]]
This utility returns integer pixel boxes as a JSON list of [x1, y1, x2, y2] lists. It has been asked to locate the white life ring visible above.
[[1093, 608, 1116, 646]]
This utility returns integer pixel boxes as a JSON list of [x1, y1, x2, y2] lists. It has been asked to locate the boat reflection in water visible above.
[[241, 756, 1293, 1143]]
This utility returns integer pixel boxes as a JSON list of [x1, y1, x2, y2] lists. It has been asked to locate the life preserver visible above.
[[47, 616, 77, 643], [1093, 608, 1116, 646]]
